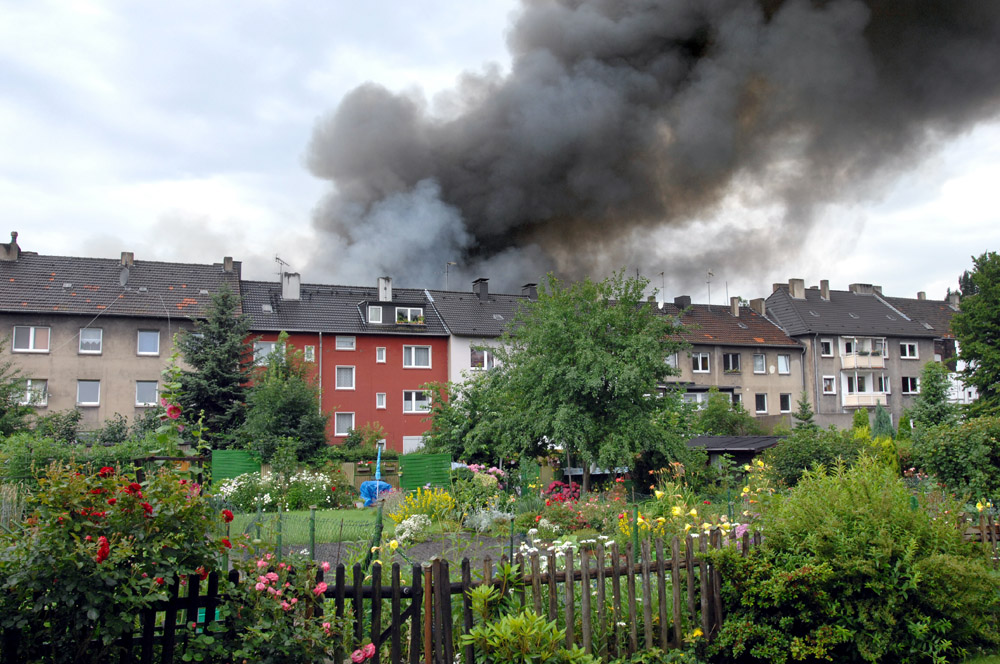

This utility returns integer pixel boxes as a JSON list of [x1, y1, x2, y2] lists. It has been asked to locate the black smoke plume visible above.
[[306, 0, 1000, 292]]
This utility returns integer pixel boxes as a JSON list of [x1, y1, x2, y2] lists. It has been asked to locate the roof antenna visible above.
[[119, 266, 129, 288], [706, 269, 714, 305], [275, 255, 289, 280]]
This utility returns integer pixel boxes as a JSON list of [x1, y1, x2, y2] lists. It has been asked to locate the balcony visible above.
[[841, 353, 885, 370], [843, 393, 888, 408]]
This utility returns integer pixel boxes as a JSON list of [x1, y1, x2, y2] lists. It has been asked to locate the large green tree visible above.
[[0, 343, 33, 436], [697, 388, 762, 436], [952, 251, 1000, 416], [488, 271, 689, 491], [909, 361, 958, 432], [176, 286, 252, 445]]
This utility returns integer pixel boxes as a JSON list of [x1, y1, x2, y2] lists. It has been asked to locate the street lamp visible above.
[[445, 261, 457, 290]]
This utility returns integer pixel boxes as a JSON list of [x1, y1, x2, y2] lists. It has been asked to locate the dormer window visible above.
[[396, 307, 424, 324], [368, 306, 382, 324]]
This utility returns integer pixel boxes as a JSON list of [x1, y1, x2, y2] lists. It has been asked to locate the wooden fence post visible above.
[[626, 543, 638, 654], [581, 548, 592, 655], [670, 536, 683, 647], [655, 538, 669, 649], [461, 558, 474, 664], [564, 548, 575, 648], [371, 562, 382, 664]]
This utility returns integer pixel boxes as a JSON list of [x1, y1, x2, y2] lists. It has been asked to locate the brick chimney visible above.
[[917, 291, 926, 300], [281, 272, 301, 301], [948, 292, 960, 307], [788, 278, 806, 299], [472, 278, 489, 303], [750, 298, 766, 317], [223, 256, 234, 273], [121, 251, 134, 267], [849, 283, 876, 295], [378, 276, 392, 302], [0, 232, 20, 261], [730, 297, 740, 317], [673, 295, 691, 309], [820, 279, 830, 301], [521, 283, 538, 301]]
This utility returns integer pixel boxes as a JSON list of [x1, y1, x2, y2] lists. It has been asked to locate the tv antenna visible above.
[[275, 255, 289, 279], [706, 269, 714, 305]]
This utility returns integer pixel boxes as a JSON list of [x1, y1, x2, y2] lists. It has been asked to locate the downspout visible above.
[[813, 334, 820, 415], [318, 332, 323, 415]]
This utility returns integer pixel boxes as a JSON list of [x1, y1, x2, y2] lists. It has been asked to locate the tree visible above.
[[176, 286, 252, 444], [488, 271, 689, 492], [872, 403, 895, 439], [697, 388, 762, 436], [240, 333, 330, 463], [852, 408, 870, 431], [792, 391, 819, 432], [952, 251, 1000, 416], [0, 343, 33, 436], [909, 361, 958, 432]]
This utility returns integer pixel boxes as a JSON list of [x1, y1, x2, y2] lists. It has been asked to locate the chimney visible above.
[[788, 278, 806, 299], [730, 296, 740, 317], [378, 276, 392, 302], [772, 283, 784, 293], [820, 280, 830, 301], [120, 251, 134, 267], [849, 283, 875, 295], [750, 298, 766, 317], [472, 278, 489, 303], [873, 285, 883, 295], [521, 283, 538, 301], [223, 256, 234, 273], [0, 232, 20, 261], [281, 271, 301, 301], [948, 292, 960, 307], [917, 291, 926, 300], [673, 295, 691, 309]]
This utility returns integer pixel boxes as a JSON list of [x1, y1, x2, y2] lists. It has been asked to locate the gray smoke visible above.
[[306, 0, 1000, 292]]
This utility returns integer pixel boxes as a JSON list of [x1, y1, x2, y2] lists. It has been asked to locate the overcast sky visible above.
[[2, 0, 998, 304]]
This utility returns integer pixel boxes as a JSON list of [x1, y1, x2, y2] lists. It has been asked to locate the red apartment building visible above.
[[241, 274, 448, 452]]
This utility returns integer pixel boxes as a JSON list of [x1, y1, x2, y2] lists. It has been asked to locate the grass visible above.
[[229, 507, 380, 546], [965, 657, 1000, 664]]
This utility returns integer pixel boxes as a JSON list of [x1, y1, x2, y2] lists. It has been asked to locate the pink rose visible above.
[[256, 559, 268, 568], [321, 561, 331, 572], [363, 643, 376, 659], [281, 601, 291, 611], [313, 581, 328, 595], [351, 650, 365, 663], [254, 582, 266, 591]]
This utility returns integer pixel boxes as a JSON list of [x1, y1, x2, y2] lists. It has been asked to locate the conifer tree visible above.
[[872, 403, 895, 439], [791, 391, 818, 432]]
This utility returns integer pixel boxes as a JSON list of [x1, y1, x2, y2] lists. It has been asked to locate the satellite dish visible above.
[[119, 267, 129, 287]]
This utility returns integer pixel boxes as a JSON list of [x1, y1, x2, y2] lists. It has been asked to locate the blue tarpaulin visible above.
[[359, 480, 393, 507]]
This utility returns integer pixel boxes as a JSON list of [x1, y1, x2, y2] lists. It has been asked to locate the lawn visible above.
[[229, 507, 381, 546], [965, 656, 1000, 664]]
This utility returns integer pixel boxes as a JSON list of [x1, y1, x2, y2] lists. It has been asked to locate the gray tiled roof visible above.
[[0, 252, 241, 318], [883, 296, 958, 338], [426, 289, 529, 337], [765, 286, 937, 338], [241, 280, 448, 336]]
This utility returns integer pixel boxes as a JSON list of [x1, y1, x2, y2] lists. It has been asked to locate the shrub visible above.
[[762, 426, 863, 487], [460, 608, 599, 664], [386, 487, 456, 525], [217, 468, 356, 512], [394, 514, 432, 545], [912, 416, 1000, 499]]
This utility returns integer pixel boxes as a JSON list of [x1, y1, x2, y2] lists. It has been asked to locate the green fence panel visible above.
[[211, 450, 261, 482], [399, 453, 451, 490]]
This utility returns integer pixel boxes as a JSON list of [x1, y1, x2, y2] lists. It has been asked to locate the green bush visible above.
[[761, 426, 863, 487], [460, 608, 599, 664], [912, 416, 1000, 499], [708, 458, 1000, 664], [0, 430, 163, 485], [216, 468, 356, 512]]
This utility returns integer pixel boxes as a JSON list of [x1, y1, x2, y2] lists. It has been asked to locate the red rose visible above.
[[89, 488, 106, 495], [95, 536, 110, 564], [331, 486, 336, 492], [155, 577, 165, 585], [196, 566, 208, 581], [107, 498, 117, 506], [141, 502, 154, 516], [220, 537, 232, 549], [98, 466, 115, 478], [221, 509, 234, 523]]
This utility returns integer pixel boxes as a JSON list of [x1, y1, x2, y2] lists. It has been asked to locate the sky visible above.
[[2, 0, 999, 304]]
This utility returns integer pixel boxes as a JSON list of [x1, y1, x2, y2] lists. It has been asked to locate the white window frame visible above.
[[754, 393, 767, 414], [902, 377, 920, 394], [691, 352, 710, 373], [753, 353, 766, 374], [403, 345, 432, 368], [403, 390, 431, 413], [77, 380, 101, 406], [335, 366, 356, 390], [376, 347, 387, 363], [731, 393, 742, 406], [335, 336, 356, 351], [254, 341, 277, 365], [20, 379, 48, 406], [79, 328, 103, 354], [137, 330, 160, 356], [376, 392, 387, 409], [722, 353, 741, 373], [396, 307, 424, 324], [822, 376, 836, 395], [844, 339, 855, 355], [304, 345, 316, 362], [779, 393, 792, 413], [665, 353, 678, 369], [368, 306, 383, 324], [819, 339, 834, 357], [334, 412, 354, 437], [12, 326, 50, 353], [470, 348, 496, 370], [135, 381, 159, 407], [900, 342, 918, 359], [777, 354, 791, 375]]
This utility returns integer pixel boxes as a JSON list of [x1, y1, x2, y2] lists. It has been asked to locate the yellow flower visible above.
[[742, 486, 751, 495], [688, 508, 698, 518], [756, 459, 765, 468], [692, 628, 703, 638], [671, 506, 682, 517], [743, 464, 752, 472], [371, 546, 380, 553], [978, 501, 986, 512], [684, 523, 692, 532], [373, 559, 382, 566], [655, 490, 665, 500], [637, 515, 647, 525], [656, 517, 666, 523], [701, 522, 712, 531], [389, 540, 399, 551]]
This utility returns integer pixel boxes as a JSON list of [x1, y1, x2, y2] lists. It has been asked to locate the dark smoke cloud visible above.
[[306, 0, 1000, 293]]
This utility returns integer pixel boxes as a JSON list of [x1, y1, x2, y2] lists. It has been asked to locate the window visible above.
[[844, 339, 855, 355], [753, 353, 765, 374], [13, 326, 50, 352], [691, 353, 710, 373], [471, 348, 495, 370], [396, 307, 424, 324], [376, 347, 386, 363], [336, 366, 355, 390], [79, 328, 103, 354], [682, 392, 710, 409], [777, 354, 790, 375], [336, 336, 356, 351], [874, 339, 886, 357], [135, 381, 158, 406], [334, 412, 354, 436], [665, 353, 678, 369], [137, 330, 160, 356], [403, 390, 431, 413], [376, 393, 387, 409], [731, 393, 742, 406], [755, 393, 767, 414], [254, 341, 277, 365], [847, 376, 856, 394], [857, 375, 867, 392], [902, 377, 920, 394], [304, 345, 316, 362], [877, 374, 890, 393], [723, 353, 741, 373], [20, 379, 48, 406], [822, 376, 836, 394], [368, 306, 382, 324], [403, 346, 431, 368], [779, 393, 792, 413], [77, 380, 100, 406], [900, 342, 918, 359], [820, 339, 833, 357]]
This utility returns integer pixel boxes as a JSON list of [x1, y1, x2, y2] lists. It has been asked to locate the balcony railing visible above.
[[841, 353, 885, 370], [843, 393, 888, 408]]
